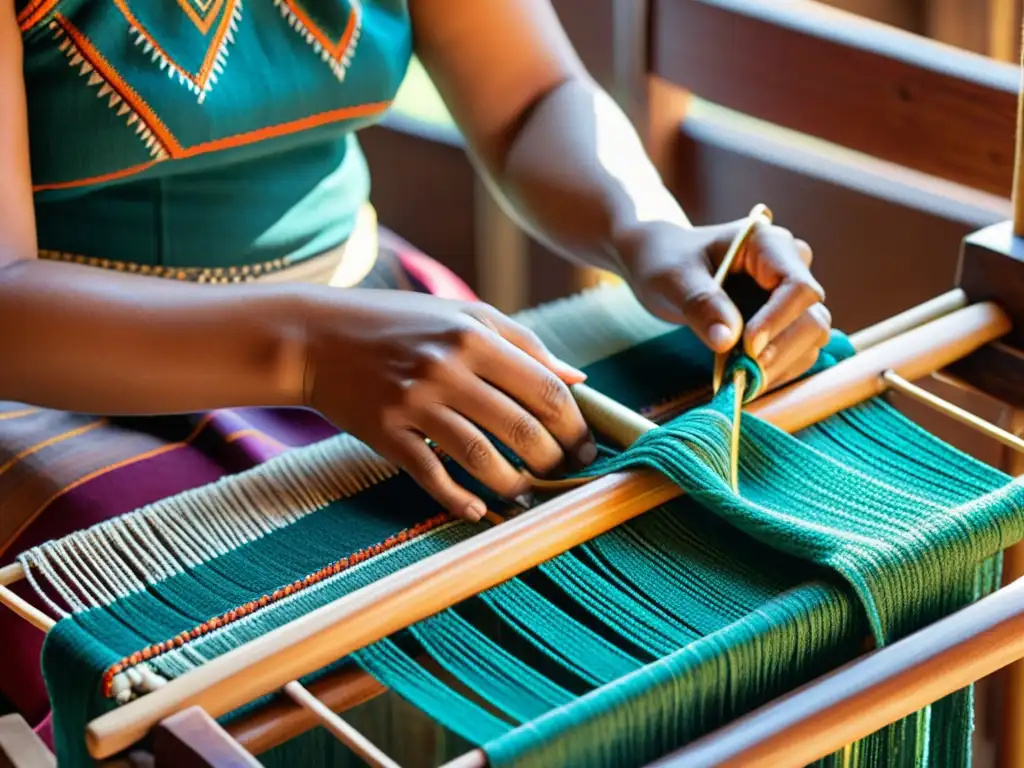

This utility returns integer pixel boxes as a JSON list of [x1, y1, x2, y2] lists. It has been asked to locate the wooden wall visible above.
[[361, 0, 1020, 331]]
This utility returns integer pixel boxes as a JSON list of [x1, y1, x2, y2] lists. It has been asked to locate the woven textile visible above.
[[18, 283, 1022, 767]]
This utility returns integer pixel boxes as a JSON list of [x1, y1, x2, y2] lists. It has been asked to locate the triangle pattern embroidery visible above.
[[114, 0, 242, 103], [275, 0, 363, 82], [178, 0, 223, 33]]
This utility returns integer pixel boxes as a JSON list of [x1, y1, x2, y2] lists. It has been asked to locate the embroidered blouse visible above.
[[16, 0, 411, 279]]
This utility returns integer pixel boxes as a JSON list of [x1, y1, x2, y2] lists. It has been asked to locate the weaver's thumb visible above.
[[669, 268, 743, 354]]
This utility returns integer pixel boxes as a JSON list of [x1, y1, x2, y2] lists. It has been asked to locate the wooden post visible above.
[[1012, 19, 1024, 236], [997, 412, 1024, 768]]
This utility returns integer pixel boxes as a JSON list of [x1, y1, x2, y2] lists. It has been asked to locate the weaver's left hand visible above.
[[622, 218, 832, 388]]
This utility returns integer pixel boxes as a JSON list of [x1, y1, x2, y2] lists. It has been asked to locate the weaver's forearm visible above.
[[485, 78, 690, 277], [0, 258, 309, 414]]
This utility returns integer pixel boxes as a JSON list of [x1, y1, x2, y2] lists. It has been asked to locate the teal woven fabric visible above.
[[27, 289, 1021, 768]]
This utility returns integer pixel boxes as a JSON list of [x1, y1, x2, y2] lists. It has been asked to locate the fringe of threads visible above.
[[17, 433, 396, 618]]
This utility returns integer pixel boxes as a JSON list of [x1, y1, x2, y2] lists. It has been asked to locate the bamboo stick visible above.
[[227, 664, 387, 755], [882, 370, 1024, 454], [83, 301, 1011, 760], [282, 682, 400, 768], [0, 563, 23, 587], [712, 203, 773, 394]]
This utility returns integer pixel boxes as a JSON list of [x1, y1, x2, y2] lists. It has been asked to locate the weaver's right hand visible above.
[[302, 290, 596, 522]]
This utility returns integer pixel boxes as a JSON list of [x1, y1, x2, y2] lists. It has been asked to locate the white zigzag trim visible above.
[[48, 20, 170, 161], [126, 0, 242, 105], [273, 0, 363, 82]]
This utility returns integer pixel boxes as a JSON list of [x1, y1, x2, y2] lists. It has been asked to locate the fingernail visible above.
[[577, 440, 598, 465], [708, 323, 732, 351], [759, 344, 776, 367], [750, 331, 770, 358], [464, 500, 486, 522], [557, 359, 587, 383]]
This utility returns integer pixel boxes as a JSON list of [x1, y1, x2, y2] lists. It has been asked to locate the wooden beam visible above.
[[669, 103, 1009, 331], [651, 0, 1020, 196], [152, 708, 261, 768], [0, 715, 54, 768]]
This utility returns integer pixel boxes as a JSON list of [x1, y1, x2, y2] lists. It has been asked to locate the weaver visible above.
[[7, 280, 1022, 768]]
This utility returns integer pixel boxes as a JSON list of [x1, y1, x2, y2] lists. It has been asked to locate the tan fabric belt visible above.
[[254, 204, 379, 287], [37, 204, 380, 288]]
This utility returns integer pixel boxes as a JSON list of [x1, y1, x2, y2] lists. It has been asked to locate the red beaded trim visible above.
[[100, 512, 451, 699]]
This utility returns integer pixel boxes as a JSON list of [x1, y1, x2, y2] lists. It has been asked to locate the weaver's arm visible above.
[[0, 4, 595, 521], [0, 7, 314, 413], [413, 0, 832, 380]]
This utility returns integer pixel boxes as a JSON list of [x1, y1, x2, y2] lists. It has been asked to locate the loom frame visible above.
[[81, 299, 1018, 762], [2, 288, 1020, 768], [8, 0, 1024, 764]]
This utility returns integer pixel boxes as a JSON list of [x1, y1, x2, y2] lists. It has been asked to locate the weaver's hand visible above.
[[624, 219, 831, 387], [302, 290, 595, 522]]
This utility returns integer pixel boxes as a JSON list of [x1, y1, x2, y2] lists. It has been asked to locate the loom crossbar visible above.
[[81, 300, 1010, 760]]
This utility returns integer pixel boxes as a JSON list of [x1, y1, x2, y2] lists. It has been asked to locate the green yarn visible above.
[[35, 311, 1023, 768]]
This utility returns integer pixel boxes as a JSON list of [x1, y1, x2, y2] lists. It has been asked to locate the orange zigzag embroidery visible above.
[[115, 0, 242, 104], [275, 0, 362, 82], [49, 16, 175, 161]]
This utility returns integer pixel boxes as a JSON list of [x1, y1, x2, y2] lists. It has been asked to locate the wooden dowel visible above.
[[0, 584, 54, 633], [0, 563, 23, 587], [572, 382, 658, 445], [882, 370, 1024, 454], [282, 682, 400, 768], [752, 303, 1009, 431], [83, 302, 1011, 761], [441, 751, 488, 768], [151, 707, 262, 768], [635, 285, 968, 428], [646, 570, 1024, 768], [228, 664, 388, 756], [848, 289, 967, 351]]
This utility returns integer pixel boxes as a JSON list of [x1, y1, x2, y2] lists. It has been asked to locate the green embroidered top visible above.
[[17, 0, 411, 276]]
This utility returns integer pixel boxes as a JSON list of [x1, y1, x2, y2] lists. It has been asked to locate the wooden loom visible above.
[[8, 20, 1024, 768], [1, 269, 1014, 768]]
